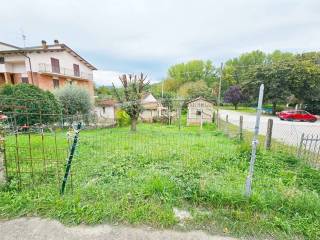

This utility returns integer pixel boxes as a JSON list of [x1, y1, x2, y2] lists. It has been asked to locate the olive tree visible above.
[[54, 85, 92, 115]]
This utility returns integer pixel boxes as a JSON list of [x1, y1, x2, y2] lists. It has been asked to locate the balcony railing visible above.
[[38, 63, 93, 81]]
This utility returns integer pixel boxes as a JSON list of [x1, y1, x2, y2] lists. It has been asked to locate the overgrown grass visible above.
[[1, 123, 320, 239]]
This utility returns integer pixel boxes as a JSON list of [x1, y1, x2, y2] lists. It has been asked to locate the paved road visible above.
[[219, 110, 320, 147], [0, 218, 238, 240]]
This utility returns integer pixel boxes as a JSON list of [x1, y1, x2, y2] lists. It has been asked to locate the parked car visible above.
[[277, 110, 317, 122]]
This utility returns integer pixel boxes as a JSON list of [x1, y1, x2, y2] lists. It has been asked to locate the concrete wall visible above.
[[95, 106, 115, 120]]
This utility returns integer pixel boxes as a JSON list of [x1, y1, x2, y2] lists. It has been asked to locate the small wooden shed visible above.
[[186, 97, 214, 126]]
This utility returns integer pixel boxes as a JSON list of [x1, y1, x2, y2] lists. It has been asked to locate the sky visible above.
[[1, 0, 320, 86]]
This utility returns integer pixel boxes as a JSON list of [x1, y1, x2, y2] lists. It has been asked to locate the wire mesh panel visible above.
[[216, 109, 320, 166]]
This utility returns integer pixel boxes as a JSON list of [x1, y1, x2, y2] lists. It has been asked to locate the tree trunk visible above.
[[272, 102, 277, 115], [234, 103, 238, 110], [131, 118, 137, 131]]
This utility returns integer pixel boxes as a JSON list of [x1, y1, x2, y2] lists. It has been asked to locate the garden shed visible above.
[[94, 99, 117, 125], [186, 97, 214, 125]]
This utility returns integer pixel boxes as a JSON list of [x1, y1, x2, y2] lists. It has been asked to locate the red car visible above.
[[277, 110, 317, 122]]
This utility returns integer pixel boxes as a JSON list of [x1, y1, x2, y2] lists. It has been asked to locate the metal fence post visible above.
[[60, 122, 82, 195], [239, 115, 243, 141], [0, 124, 6, 184], [265, 119, 273, 150], [245, 84, 264, 197]]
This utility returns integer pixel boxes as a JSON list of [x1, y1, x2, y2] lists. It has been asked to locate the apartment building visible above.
[[0, 40, 96, 95]]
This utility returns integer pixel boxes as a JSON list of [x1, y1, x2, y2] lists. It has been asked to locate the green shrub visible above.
[[54, 85, 92, 115], [116, 109, 130, 127], [0, 84, 61, 125]]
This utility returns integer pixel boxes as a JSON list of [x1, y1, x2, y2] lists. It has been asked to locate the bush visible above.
[[0, 84, 61, 125], [116, 109, 130, 127], [54, 85, 92, 115]]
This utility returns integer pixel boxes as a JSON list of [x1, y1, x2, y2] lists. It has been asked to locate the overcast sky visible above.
[[1, 0, 320, 85]]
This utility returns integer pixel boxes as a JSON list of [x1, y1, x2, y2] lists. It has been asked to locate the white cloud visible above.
[[1, 0, 320, 79], [93, 70, 123, 87], [93, 70, 159, 86]]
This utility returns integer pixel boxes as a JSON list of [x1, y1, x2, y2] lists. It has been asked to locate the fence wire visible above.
[[217, 110, 320, 168]]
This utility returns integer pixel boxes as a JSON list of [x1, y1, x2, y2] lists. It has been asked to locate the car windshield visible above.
[[296, 110, 308, 114]]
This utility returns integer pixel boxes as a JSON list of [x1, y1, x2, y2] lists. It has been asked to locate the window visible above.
[[102, 107, 106, 114], [53, 79, 59, 88], [21, 77, 29, 84], [51, 58, 60, 73], [73, 64, 80, 77], [0, 57, 4, 64], [196, 110, 202, 116]]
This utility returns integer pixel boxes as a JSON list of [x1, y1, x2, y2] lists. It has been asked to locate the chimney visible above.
[[41, 40, 47, 49], [54, 39, 59, 45]]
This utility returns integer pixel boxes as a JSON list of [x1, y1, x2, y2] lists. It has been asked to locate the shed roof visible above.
[[96, 99, 117, 107], [186, 97, 214, 105]]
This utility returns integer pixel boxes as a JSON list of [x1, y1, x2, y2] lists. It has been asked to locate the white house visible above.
[[140, 93, 165, 122]]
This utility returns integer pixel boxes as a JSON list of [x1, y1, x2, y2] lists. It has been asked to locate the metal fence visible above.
[[216, 109, 320, 168]]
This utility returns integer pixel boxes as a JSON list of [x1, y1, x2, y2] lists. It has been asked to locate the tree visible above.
[[0, 84, 61, 125], [288, 52, 320, 104], [95, 85, 112, 97], [223, 50, 267, 88], [54, 85, 92, 115], [166, 60, 218, 91], [113, 73, 150, 131], [177, 80, 211, 99], [223, 85, 244, 110]]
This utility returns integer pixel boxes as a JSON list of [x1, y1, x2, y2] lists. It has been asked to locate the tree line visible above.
[[148, 50, 320, 114]]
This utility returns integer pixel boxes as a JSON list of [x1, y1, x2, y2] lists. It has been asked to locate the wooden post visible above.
[[212, 111, 216, 123], [225, 114, 229, 135], [265, 119, 273, 150], [216, 109, 220, 129], [239, 115, 243, 141], [297, 133, 305, 158]]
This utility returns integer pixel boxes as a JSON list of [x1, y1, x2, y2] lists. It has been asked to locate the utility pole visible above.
[[216, 62, 223, 128], [161, 80, 164, 98], [217, 62, 223, 106]]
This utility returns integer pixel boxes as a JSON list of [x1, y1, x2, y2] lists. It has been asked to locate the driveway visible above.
[[0, 218, 238, 240], [218, 110, 320, 147]]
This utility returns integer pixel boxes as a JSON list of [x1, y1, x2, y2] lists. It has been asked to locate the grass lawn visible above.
[[220, 105, 257, 114], [1, 123, 320, 239]]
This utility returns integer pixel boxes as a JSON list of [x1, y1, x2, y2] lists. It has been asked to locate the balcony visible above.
[[38, 63, 93, 81]]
